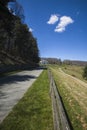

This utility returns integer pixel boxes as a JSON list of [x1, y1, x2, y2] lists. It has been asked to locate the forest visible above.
[[0, 0, 40, 66]]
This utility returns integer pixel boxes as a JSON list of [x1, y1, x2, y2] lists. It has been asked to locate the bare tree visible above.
[[8, 1, 25, 23]]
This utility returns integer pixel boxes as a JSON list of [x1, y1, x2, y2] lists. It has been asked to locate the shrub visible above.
[[83, 66, 87, 79]]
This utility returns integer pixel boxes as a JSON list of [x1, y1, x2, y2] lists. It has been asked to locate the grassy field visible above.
[[61, 64, 86, 81], [49, 65, 87, 130], [0, 70, 53, 130]]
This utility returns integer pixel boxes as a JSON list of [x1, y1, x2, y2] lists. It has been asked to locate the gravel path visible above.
[[0, 69, 43, 123]]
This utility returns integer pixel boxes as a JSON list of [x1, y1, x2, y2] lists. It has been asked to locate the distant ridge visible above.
[[63, 60, 87, 66], [41, 57, 87, 66]]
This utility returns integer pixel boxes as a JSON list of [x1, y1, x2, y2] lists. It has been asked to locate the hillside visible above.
[[0, 0, 40, 73], [0, 51, 25, 66], [50, 65, 87, 130]]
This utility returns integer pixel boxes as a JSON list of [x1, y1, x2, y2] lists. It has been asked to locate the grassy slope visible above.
[[0, 70, 53, 130], [49, 65, 87, 130], [61, 65, 86, 82]]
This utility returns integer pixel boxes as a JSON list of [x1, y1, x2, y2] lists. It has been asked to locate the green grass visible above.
[[0, 70, 53, 130], [49, 65, 87, 130]]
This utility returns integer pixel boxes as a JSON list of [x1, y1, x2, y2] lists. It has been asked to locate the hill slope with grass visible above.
[[49, 65, 87, 130]]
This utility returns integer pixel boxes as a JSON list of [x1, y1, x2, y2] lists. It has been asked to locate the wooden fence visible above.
[[48, 69, 71, 130]]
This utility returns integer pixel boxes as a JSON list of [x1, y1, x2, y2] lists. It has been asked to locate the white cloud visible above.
[[55, 16, 74, 32], [47, 14, 59, 24], [29, 28, 33, 32]]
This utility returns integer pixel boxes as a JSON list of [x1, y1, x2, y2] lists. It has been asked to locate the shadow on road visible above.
[[0, 75, 37, 86]]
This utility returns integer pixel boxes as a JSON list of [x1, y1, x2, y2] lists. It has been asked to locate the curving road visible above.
[[0, 69, 43, 123]]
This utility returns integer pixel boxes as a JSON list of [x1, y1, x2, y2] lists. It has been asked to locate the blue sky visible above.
[[17, 0, 87, 61]]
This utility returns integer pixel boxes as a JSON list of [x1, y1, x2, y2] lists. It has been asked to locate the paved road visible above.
[[0, 69, 43, 123]]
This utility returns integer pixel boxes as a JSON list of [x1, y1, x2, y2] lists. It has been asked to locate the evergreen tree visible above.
[[0, 0, 40, 66]]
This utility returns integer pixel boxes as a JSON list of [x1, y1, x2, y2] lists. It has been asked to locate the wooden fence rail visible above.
[[48, 69, 71, 130]]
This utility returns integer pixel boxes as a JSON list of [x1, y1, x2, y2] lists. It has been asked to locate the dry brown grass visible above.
[[50, 66, 87, 130]]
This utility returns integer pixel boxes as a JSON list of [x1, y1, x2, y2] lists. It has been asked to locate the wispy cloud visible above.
[[54, 16, 74, 33], [76, 11, 80, 15], [47, 14, 59, 24], [29, 28, 33, 32]]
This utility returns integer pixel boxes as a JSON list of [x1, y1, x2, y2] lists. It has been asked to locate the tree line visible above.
[[0, 0, 40, 66], [41, 58, 62, 65]]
